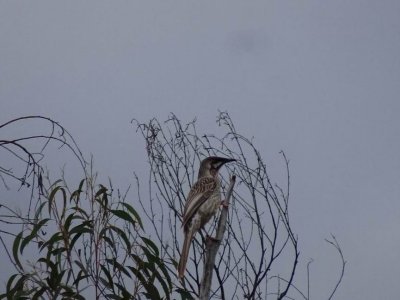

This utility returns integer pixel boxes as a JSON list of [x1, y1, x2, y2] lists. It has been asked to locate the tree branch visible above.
[[199, 175, 236, 300]]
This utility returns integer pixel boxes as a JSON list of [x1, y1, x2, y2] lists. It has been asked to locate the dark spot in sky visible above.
[[225, 29, 269, 55]]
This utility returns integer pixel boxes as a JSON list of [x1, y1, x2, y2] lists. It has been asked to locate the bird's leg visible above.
[[220, 200, 229, 208], [206, 235, 220, 243]]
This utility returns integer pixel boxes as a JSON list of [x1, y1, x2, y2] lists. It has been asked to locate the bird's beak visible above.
[[221, 158, 236, 164]]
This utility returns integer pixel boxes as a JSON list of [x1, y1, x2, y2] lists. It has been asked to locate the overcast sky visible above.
[[1, 1, 400, 299]]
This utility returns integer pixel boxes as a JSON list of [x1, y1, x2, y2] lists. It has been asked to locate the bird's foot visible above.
[[206, 235, 220, 242], [220, 200, 229, 208]]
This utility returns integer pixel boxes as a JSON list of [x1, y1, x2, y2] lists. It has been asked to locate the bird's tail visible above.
[[178, 231, 193, 279]]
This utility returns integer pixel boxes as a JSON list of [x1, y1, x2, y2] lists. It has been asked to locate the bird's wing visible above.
[[182, 177, 217, 230]]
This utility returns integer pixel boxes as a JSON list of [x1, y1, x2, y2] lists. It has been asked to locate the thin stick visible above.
[[199, 175, 236, 300]]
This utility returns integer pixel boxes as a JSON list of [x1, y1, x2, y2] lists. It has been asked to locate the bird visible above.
[[177, 156, 236, 279]]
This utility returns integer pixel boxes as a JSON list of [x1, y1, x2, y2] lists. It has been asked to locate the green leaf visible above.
[[32, 287, 46, 300], [100, 265, 113, 289], [105, 294, 123, 300], [5, 274, 18, 295], [48, 185, 61, 215], [69, 232, 84, 251], [13, 232, 23, 270], [49, 179, 63, 189], [13, 274, 28, 294], [70, 178, 85, 203], [34, 201, 47, 220], [111, 209, 136, 226], [56, 269, 66, 287], [140, 236, 159, 256], [95, 185, 109, 209], [95, 185, 108, 198], [98, 276, 111, 289], [71, 205, 89, 218], [142, 283, 161, 300], [50, 247, 68, 256], [21, 218, 50, 254], [114, 283, 132, 298], [37, 257, 50, 265], [69, 220, 92, 250], [64, 213, 79, 232], [127, 266, 147, 287], [130, 254, 145, 268], [152, 267, 171, 298], [106, 258, 131, 278], [69, 221, 93, 235], [175, 288, 195, 300], [59, 187, 68, 220], [121, 202, 144, 230], [73, 272, 90, 286], [140, 246, 156, 264], [40, 232, 63, 251], [74, 260, 87, 274], [78, 178, 85, 191], [101, 225, 131, 250], [155, 259, 172, 293], [102, 235, 114, 248]]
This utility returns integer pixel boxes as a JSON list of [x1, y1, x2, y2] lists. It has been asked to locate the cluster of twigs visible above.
[[0, 116, 87, 252], [134, 112, 305, 299], [0, 114, 345, 299], [0, 116, 174, 299], [0, 116, 86, 209]]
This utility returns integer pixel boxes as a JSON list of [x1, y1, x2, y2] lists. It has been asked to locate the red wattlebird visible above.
[[178, 156, 236, 279]]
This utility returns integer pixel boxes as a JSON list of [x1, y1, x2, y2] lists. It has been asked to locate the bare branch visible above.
[[326, 235, 346, 300], [199, 175, 236, 300]]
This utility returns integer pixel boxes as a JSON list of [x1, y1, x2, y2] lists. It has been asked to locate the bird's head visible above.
[[198, 156, 236, 178]]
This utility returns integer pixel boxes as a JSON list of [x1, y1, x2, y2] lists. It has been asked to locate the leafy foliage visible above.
[[1, 178, 176, 299]]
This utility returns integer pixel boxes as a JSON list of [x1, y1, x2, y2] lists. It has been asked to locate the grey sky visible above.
[[1, 1, 400, 299]]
